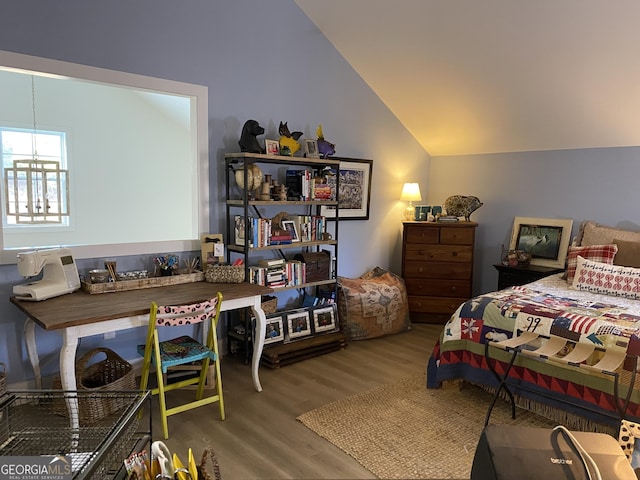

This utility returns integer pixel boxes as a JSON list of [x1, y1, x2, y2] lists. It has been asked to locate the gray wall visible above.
[[429, 146, 640, 295], [0, 0, 429, 385]]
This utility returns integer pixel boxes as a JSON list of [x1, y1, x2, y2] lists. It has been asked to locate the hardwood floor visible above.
[[143, 323, 442, 479]]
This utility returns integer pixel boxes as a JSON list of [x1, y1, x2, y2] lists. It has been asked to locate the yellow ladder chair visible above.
[[139, 292, 225, 439]]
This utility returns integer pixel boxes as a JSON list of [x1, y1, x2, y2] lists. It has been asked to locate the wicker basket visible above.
[[197, 446, 223, 480], [205, 264, 245, 283], [52, 347, 136, 424], [239, 295, 278, 323]]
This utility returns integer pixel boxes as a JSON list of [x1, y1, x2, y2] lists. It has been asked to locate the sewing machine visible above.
[[13, 248, 81, 301]]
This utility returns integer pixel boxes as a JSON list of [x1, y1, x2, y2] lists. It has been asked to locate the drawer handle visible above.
[[418, 267, 424, 273], [452, 251, 458, 257], [450, 286, 457, 292]]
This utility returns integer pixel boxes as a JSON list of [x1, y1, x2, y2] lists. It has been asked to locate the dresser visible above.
[[402, 221, 477, 324]]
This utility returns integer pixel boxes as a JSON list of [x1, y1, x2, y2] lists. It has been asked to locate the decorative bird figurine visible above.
[[278, 121, 303, 156], [316, 124, 335, 158]]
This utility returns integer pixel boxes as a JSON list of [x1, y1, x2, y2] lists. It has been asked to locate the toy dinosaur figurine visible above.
[[316, 124, 335, 158], [278, 121, 302, 156]]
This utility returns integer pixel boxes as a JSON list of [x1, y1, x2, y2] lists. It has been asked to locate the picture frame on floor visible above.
[[312, 305, 337, 333], [286, 310, 312, 340], [264, 314, 285, 345]]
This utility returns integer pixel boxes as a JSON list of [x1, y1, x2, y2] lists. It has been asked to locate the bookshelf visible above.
[[224, 152, 345, 365]]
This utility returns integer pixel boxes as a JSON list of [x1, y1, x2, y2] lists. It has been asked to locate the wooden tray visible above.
[[81, 271, 205, 294]]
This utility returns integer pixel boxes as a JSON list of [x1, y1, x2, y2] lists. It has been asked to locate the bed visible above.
[[427, 220, 640, 431]]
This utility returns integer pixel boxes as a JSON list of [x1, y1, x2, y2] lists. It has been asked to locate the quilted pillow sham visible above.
[[572, 255, 640, 300], [565, 244, 618, 284], [580, 220, 640, 247]]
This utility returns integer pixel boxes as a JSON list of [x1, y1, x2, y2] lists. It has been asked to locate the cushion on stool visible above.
[[338, 267, 411, 341]]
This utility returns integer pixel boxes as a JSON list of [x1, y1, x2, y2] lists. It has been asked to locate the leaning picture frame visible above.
[[264, 314, 285, 345], [286, 310, 312, 340], [320, 157, 373, 221], [304, 139, 319, 158], [265, 139, 280, 156], [281, 219, 300, 242], [509, 216, 573, 268], [312, 305, 337, 333]]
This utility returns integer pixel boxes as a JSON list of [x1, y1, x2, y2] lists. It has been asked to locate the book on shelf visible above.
[[269, 233, 293, 245], [259, 258, 286, 267], [269, 239, 293, 245], [312, 183, 332, 200], [285, 169, 304, 200]]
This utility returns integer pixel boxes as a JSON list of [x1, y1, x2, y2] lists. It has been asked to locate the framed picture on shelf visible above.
[[304, 139, 319, 158], [286, 310, 311, 340], [234, 215, 246, 246], [414, 205, 431, 221], [509, 216, 573, 268], [264, 314, 285, 345], [320, 157, 373, 221], [312, 305, 337, 333], [265, 139, 280, 156], [281, 219, 300, 242]]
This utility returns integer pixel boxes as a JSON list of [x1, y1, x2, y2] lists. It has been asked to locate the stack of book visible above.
[[259, 258, 287, 288], [269, 233, 293, 246], [248, 259, 307, 288]]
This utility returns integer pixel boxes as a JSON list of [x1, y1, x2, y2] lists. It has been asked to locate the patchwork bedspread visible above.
[[427, 275, 640, 427]]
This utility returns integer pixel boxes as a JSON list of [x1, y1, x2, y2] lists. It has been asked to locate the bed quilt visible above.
[[427, 283, 640, 426]]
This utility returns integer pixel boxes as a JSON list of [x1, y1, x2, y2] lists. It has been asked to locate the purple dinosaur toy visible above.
[[316, 124, 335, 158]]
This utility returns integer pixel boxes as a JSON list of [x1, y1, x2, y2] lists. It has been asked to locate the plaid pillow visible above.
[[565, 244, 618, 283]]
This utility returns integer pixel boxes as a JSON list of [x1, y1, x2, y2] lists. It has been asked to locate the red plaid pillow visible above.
[[565, 244, 618, 283]]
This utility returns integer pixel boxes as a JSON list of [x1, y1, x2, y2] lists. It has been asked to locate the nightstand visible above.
[[493, 263, 565, 290]]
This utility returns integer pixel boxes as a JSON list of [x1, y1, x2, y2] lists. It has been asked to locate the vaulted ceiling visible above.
[[295, 0, 640, 156]]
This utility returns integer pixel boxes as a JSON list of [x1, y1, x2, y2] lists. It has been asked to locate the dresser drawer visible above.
[[408, 295, 467, 315], [404, 278, 471, 298], [403, 261, 472, 279], [403, 244, 473, 263], [404, 224, 440, 244], [440, 227, 474, 245]]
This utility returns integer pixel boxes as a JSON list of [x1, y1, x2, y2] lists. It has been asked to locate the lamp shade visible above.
[[400, 183, 422, 202]]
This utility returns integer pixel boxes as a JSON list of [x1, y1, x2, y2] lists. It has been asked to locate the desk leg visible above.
[[24, 318, 42, 389], [61, 329, 80, 432], [250, 299, 266, 393]]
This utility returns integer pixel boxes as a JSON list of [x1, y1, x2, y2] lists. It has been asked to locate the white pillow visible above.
[[572, 255, 640, 300]]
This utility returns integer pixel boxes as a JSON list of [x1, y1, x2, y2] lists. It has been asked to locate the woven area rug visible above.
[[297, 373, 558, 479]]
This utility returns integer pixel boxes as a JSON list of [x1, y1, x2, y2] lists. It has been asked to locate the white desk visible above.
[[11, 281, 273, 429]]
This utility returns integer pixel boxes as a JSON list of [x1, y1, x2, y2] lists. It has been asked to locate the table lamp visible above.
[[400, 183, 422, 221]]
